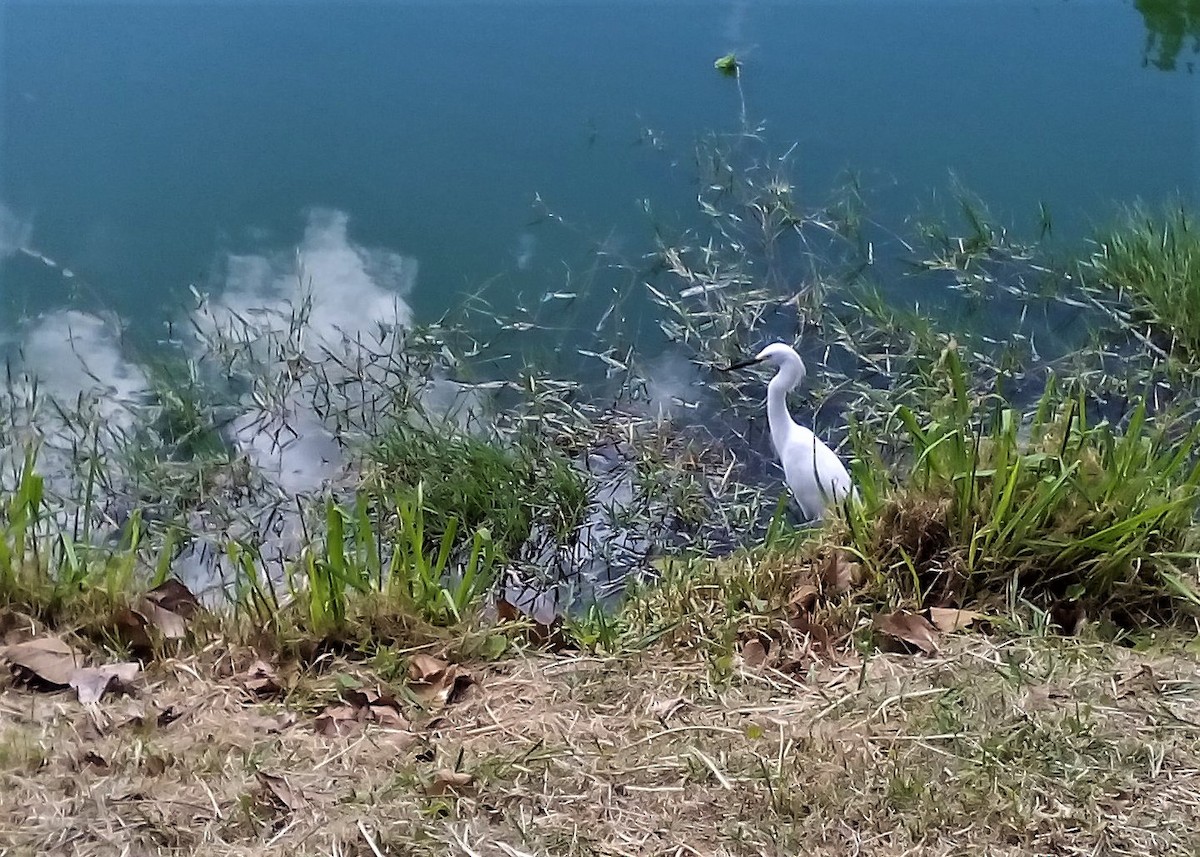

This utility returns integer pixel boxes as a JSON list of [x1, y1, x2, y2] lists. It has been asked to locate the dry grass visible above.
[[3, 629, 1200, 856]]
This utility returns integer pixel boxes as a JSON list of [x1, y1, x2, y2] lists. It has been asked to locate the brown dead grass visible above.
[[2, 633, 1200, 856]]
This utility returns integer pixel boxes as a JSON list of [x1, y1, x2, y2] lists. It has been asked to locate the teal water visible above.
[[1, 0, 1197, 348]]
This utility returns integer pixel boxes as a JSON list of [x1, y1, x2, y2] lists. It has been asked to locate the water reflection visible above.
[[1136, 0, 1200, 71]]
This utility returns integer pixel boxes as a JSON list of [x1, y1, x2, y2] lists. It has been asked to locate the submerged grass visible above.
[[1092, 204, 1200, 365], [370, 420, 588, 562]]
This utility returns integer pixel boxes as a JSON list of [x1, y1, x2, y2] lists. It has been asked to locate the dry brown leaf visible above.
[[314, 703, 364, 736], [343, 686, 401, 710], [345, 687, 411, 728], [369, 704, 410, 729], [69, 662, 140, 704], [143, 579, 201, 618], [428, 769, 475, 796], [408, 657, 473, 708], [788, 584, 819, 614], [741, 638, 768, 668], [494, 598, 566, 648], [3, 636, 83, 687], [111, 580, 201, 651], [241, 660, 282, 698], [788, 611, 834, 654], [132, 598, 188, 640], [113, 608, 154, 652], [820, 551, 862, 595], [927, 607, 988, 633], [874, 610, 940, 655], [408, 654, 449, 683], [256, 771, 307, 811]]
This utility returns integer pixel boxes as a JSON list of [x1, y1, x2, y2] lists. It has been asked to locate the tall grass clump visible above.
[[369, 421, 588, 562], [235, 488, 500, 641], [1092, 205, 1200, 364], [0, 447, 165, 629], [842, 346, 1200, 621]]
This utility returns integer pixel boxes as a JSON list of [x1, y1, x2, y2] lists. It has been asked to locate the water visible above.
[[1, 0, 1196, 345], [0, 0, 1196, 602]]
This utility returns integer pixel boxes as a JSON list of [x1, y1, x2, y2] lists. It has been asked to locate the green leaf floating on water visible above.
[[714, 53, 739, 76]]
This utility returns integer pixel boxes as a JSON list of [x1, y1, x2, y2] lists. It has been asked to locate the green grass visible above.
[[370, 421, 588, 562], [1092, 204, 1200, 364], [840, 344, 1200, 621]]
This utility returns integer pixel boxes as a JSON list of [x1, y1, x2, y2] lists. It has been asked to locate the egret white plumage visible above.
[[723, 342, 857, 523]]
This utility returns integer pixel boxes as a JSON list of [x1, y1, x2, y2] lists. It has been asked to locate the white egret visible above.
[[723, 342, 857, 523]]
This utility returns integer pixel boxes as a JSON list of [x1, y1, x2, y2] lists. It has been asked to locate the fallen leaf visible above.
[[788, 612, 834, 654], [741, 638, 768, 668], [113, 608, 154, 652], [241, 660, 282, 698], [370, 704, 410, 729], [3, 636, 83, 687], [256, 771, 307, 811], [314, 704, 364, 737], [408, 657, 473, 708], [494, 598, 567, 649], [428, 769, 475, 796], [927, 607, 988, 633], [69, 662, 140, 704], [343, 686, 401, 710], [788, 584, 819, 614], [874, 610, 940, 655], [132, 598, 188, 640], [408, 654, 449, 683], [820, 551, 862, 595], [143, 579, 201, 618]]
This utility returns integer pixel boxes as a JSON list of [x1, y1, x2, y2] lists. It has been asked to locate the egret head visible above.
[[719, 342, 806, 389], [754, 342, 804, 369]]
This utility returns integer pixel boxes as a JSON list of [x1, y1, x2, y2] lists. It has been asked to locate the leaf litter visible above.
[[2, 636, 139, 703], [2, 638, 1200, 855]]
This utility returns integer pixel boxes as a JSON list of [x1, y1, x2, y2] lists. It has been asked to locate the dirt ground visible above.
[[3, 633, 1200, 857]]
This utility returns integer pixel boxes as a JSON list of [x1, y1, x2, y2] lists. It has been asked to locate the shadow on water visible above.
[[1137, 0, 1200, 71]]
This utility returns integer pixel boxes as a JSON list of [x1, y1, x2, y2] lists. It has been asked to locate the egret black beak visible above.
[[718, 356, 763, 373]]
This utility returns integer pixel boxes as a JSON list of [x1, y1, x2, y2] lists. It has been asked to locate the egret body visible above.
[[727, 342, 856, 522]]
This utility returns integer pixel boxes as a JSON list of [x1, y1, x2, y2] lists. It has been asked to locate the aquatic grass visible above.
[[1091, 204, 1200, 365], [370, 420, 588, 562], [842, 346, 1200, 620]]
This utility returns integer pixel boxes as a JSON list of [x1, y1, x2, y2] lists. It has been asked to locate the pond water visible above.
[[1, 0, 1197, 362]]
